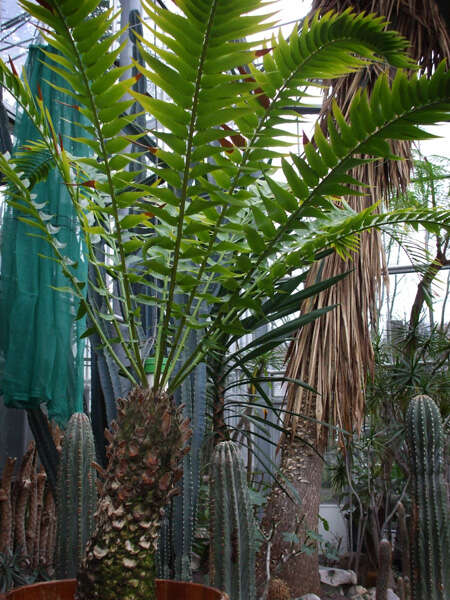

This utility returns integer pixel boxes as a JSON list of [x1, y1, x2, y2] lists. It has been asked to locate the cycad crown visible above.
[[1, 0, 449, 397]]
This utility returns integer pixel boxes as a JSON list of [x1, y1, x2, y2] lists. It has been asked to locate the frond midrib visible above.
[[47, 2, 145, 383]]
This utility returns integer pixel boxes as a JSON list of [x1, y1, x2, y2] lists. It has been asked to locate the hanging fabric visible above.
[[0, 90, 12, 155], [0, 45, 90, 425], [0, 88, 12, 187]]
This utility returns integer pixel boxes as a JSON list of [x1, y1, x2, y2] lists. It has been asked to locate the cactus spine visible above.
[[55, 412, 97, 578], [210, 440, 256, 600], [267, 578, 291, 600], [376, 538, 392, 600], [405, 394, 449, 600]]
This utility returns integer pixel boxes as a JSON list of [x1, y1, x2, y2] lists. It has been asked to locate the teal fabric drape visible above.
[[0, 89, 12, 156], [0, 45, 89, 425]]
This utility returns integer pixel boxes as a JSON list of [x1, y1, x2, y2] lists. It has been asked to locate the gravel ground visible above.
[[320, 588, 353, 600], [321, 593, 352, 600]]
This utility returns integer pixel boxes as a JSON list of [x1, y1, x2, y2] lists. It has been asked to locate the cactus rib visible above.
[[210, 441, 256, 600], [55, 412, 97, 579], [405, 394, 449, 600]]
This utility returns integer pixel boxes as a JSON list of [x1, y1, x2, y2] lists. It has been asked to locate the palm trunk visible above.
[[257, 424, 323, 598]]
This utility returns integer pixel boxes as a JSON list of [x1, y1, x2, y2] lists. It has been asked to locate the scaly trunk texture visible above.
[[257, 428, 323, 598], [76, 387, 191, 600]]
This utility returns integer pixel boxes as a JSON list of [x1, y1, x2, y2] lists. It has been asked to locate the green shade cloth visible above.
[[0, 45, 89, 425], [0, 90, 12, 155]]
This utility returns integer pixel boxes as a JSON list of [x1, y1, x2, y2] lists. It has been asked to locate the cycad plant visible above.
[[1, 1, 450, 598]]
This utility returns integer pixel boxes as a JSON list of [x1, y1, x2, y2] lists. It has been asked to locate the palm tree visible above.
[[258, 1, 450, 596]]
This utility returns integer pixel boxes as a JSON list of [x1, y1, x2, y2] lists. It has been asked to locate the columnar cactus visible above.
[[157, 331, 207, 581], [210, 440, 256, 600], [76, 387, 191, 600], [0, 457, 16, 554], [396, 575, 411, 600], [376, 538, 392, 600], [405, 394, 449, 600], [0, 445, 58, 589], [396, 502, 410, 583], [397, 576, 407, 600], [55, 412, 97, 578]]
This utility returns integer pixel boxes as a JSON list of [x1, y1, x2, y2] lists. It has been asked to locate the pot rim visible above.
[[5, 578, 229, 599]]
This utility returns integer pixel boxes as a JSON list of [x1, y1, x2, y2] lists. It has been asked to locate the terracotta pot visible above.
[[6, 579, 228, 600], [365, 570, 378, 587]]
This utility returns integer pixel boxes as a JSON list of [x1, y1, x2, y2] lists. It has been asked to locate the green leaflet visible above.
[[265, 176, 298, 212], [1, 0, 449, 399]]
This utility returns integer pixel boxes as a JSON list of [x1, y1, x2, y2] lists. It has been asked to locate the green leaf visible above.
[[243, 225, 265, 252], [134, 294, 161, 306], [80, 326, 97, 340], [120, 214, 151, 229], [282, 158, 309, 199], [50, 285, 77, 296], [260, 190, 288, 224], [132, 92, 189, 138], [291, 155, 319, 187], [17, 217, 48, 233], [236, 306, 337, 358], [251, 206, 276, 237], [265, 176, 298, 212]]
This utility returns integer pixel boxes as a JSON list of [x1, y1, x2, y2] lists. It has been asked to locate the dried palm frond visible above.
[[284, 233, 381, 446], [312, 0, 449, 76], [284, 0, 450, 447]]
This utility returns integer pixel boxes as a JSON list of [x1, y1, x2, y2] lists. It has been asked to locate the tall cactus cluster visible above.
[[405, 394, 449, 600], [376, 538, 392, 600], [157, 329, 207, 581], [55, 412, 97, 579], [396, 502, 410, 586], [0, 442, 57, 590], [76, 387, 191, 600], [210, 440, 256, 600]]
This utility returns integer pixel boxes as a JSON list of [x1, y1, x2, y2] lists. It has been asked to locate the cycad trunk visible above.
[[75, 387, 191, 600], [257, 425, 323, 598]]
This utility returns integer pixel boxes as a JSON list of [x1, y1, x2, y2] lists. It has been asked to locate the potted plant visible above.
[[1, 0, 450, 598], [4, 579, 227, 600]]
